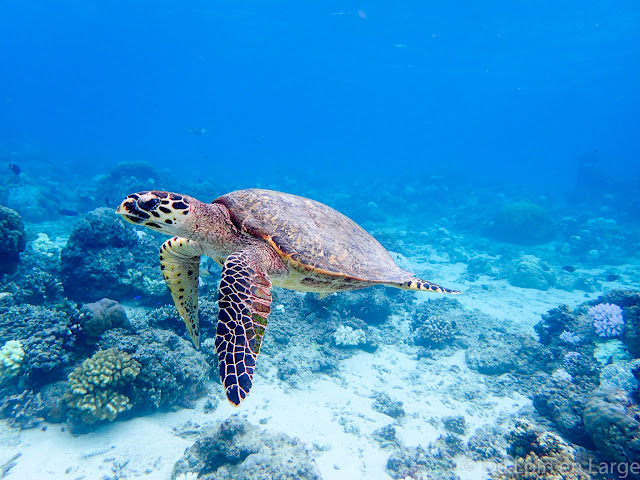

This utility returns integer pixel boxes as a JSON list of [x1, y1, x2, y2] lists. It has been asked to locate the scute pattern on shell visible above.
[[214, 189, 410, 282]]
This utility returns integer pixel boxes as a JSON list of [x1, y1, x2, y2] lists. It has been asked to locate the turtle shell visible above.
[[213, 189, 411, 282]]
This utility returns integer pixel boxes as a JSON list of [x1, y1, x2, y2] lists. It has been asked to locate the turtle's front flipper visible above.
[[159, 237, 204, 348], [216, 245, 284, 406]]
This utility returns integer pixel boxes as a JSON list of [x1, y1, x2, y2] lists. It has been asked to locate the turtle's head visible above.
[[116, 191, 198, 236]]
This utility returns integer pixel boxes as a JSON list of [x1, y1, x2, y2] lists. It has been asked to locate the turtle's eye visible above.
[[138, 197, 160, 211]]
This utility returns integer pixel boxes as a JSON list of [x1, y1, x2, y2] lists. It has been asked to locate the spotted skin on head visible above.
[[216, 248, 272, 406], [159, 237, 204, 348], [116, 191, 192, 233]]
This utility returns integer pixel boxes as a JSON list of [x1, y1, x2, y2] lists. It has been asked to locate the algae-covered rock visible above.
[[171, 415, 322, 480]]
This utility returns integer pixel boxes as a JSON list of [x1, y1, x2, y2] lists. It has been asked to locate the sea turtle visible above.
[[116, 189, 460, 405]]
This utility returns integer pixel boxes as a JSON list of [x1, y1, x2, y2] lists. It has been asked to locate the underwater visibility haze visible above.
[[0, 1, 640, 479]]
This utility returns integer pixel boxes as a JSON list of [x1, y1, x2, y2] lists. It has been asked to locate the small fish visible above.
[[57, 209, 79, 216], [8, 163, 20, 175], [185, 127, 206, 135], [104, 197, 111, 207], [133, 295, 141, 300], [605, 274, 619, 282], [562, 265, 576, 273]]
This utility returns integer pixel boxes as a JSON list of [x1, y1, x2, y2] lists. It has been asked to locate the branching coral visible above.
[[588, 303, 624, 337], [64, 348, 140, 425], [333, 325, 366, 347]]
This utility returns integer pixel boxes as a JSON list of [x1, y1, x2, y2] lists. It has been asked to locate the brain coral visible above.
[[583, 386, 640, 464], [491, 201, 553, 245], [64, 347, 141, 428]]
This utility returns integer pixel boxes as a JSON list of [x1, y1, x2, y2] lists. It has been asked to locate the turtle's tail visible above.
[[395, 277, 462, 294]]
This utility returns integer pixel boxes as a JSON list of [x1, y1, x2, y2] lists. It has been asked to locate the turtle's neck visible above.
[[182, 200, 245, 256]]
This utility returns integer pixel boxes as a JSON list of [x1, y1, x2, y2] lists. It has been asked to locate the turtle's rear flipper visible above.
[[160, 237, 204, 348], [396, 277, 462, 294], [217, 247, 274, 406]]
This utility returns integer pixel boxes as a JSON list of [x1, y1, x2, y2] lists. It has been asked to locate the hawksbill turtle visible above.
[[116, 189, 460, 405]]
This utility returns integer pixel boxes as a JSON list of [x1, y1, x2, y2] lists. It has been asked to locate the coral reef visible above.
[[583, 386, 640, 465], [491, 420, 591, 480], [580, 290, 640, 357], [98, 328, 210, 410], [64, 347, 141, 431], [491, 201, 553, 245], [535, 305, 579, 346], [0, 205, 26, 277], [5, 184, 62, 223], [532, 377, 597, 447], [60, 208, 166, 303], [0, 303, 75, 387], [73, 298, 130, 344], [341, 287, 394, 325], [412, 299, 462, 348], [20, 333, 72, 387], [386, 444, 457, 480], [442, 415, 466, 435], [588, 303, 624, 337], [467, 427, 506, 461], [171, 415, 322, 480], [465, 333, 552, 376], [0, 303, 70, 343], [372, 392, 405, 419], [0, 389, 45, 429]]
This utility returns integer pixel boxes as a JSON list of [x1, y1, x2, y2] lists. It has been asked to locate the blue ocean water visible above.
[[1, 2, 640, 479]]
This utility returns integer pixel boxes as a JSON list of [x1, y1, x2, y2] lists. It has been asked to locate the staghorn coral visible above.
[[64, 347, 140, 429]]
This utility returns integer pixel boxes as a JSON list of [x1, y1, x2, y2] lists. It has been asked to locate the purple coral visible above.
[[559, 330, 582, 345], [588, 303, 624, 337], [564, 351, 582, 363]]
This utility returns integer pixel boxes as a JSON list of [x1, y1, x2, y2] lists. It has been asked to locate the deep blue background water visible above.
[[1, 1, 639, 192]]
